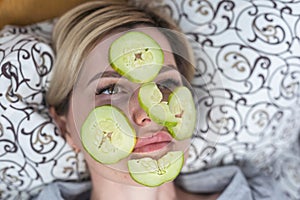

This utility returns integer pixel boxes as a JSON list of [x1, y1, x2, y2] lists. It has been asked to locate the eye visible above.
[[95, 84, 122, 95], [157, 79, 180, 92], [157, 79, 180, 101]]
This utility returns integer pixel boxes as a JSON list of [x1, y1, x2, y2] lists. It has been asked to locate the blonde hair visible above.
[[46, 0, 195, 115]]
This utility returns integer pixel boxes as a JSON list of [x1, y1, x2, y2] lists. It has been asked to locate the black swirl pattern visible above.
[[145, 0, 300, 199], [0, 21, 88, 200]]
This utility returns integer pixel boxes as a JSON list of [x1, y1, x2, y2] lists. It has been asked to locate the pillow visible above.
[[145, 0, 300, 199], [0, 21, 88, 200]]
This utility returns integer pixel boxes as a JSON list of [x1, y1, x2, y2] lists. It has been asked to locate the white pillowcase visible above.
[[0, 21, 87, 199]]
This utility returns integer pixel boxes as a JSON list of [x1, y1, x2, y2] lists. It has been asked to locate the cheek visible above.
[[65, 111, 85, 150], [163, 51, 176, 66], [176, 138, 191, 163]]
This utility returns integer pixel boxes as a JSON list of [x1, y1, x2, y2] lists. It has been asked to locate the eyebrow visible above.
[[161, 64, 177, 73], [87, 64, 178, 86], [87, 70, 122, 86]]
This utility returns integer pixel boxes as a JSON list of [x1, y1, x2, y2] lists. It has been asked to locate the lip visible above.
[[133, 131, 173, 153]]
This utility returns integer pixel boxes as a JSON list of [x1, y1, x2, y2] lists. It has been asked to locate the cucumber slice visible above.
[[139, 82, 177, 127], [81, 106, 136, 164], [139, 83, 196, 140], [128, 151, 184, 187], [109, 31, 164, 83], [149, 102, 178, 127], [168, 87, 196, 140], [138, 82, 162, 112]]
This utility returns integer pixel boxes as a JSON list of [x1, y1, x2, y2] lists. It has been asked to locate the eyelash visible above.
[[95, 84, 121, 96], [157, 79, 180, 90], [95, 79, 180, 96]]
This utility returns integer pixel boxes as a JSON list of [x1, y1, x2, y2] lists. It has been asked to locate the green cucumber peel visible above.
[[139, 82, 196, 140], [167, 86, 196, 140], [139, 82, 178, 127]]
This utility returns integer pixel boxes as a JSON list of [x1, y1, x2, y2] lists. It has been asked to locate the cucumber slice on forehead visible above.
[[81, 106, 136, 164], [109, 31, 164, 83]]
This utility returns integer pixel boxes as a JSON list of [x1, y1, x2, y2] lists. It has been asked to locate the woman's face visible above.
[[64, 27, 191, 185]]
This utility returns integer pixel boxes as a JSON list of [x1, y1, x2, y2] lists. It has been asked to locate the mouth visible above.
[[133, 131, 173, 153]]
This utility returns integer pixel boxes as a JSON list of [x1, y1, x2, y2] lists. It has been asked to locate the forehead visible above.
[[82, 27, 174, 77]]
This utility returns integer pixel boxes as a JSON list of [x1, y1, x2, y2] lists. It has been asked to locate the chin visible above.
[[84, 138, 190, 187]]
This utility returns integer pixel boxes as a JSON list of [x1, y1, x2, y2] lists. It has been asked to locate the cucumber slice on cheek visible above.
[[168, 87, 196, 140], [109, 31, 164, 83], [81, 106, 136, 164], [138, 82, 178, 127], [128, 151, 184, 187], [138, 82, 196, 140]]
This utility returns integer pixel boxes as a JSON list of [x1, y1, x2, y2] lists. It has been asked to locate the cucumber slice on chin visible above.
[[128, 151, 184, 187]]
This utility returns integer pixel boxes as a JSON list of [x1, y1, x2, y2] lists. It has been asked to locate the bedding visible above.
[[34, 163, 286, 200], [0, 21, 88, 200], [0, 0, 300, 199]]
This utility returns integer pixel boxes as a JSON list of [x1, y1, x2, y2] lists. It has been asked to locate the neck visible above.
[[90, 171, 177, 200]]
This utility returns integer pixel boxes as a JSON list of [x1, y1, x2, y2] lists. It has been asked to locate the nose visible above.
[[129, 87, 152, 127]]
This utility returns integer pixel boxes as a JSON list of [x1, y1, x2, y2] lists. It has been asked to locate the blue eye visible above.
[[96, 84, 122, 95]]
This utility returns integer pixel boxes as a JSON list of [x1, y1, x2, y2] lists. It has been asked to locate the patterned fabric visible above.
[[0, 21, 87, 200], [0, 0, 300, 199], [145, 0, 300, 199]]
